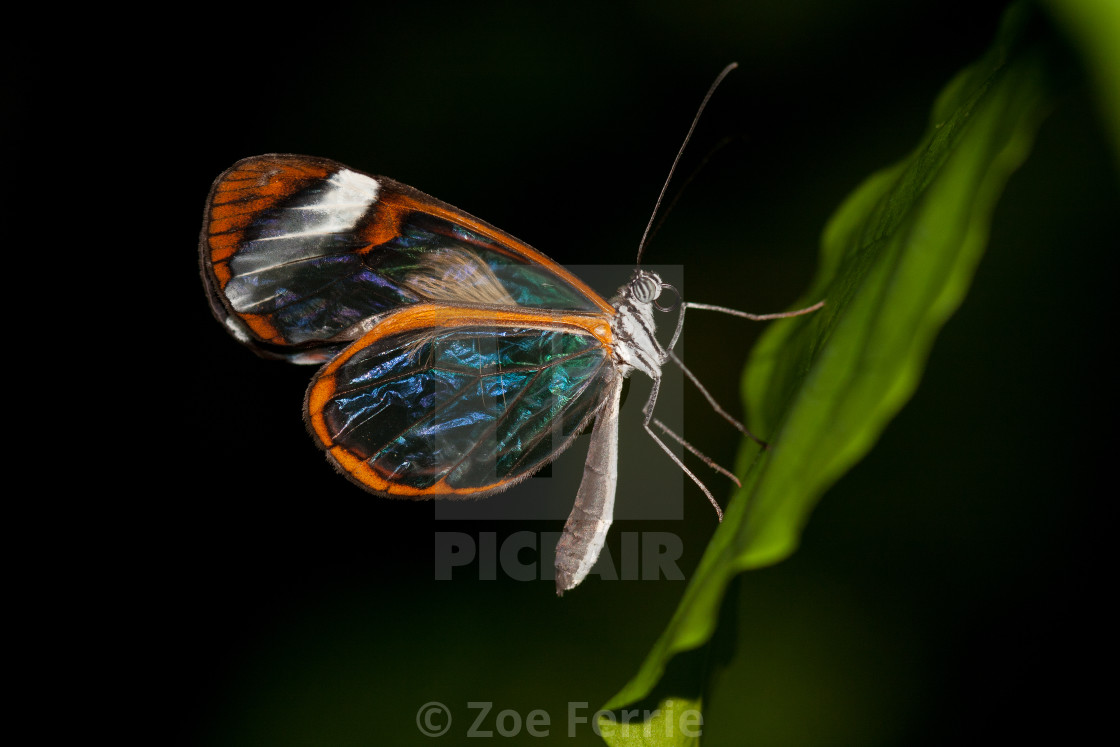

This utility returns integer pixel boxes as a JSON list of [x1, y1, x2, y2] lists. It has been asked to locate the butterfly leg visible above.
[[641, 375, 725, 521], [650, 417, 741, 488], [667, 349, 767, 448], [661, 299, 824, 445], [664, 299, 825, 354]]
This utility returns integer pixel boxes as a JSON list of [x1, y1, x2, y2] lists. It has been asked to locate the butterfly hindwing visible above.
[[305, 304, 616, 497]]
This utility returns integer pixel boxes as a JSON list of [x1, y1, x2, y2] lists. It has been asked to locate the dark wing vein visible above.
[[331, 338, 601, 396], [437, 367, 546, 483], [499, 354, 610, 475]]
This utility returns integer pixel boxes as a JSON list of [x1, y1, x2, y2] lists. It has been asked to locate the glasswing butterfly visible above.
[[198, 65, 822, 594]]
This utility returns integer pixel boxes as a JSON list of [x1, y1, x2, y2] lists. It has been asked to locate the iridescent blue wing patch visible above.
[[306, 304, 615, 497]]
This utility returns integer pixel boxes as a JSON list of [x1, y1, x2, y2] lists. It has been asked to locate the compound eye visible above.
[[631, 271, 662, 303]]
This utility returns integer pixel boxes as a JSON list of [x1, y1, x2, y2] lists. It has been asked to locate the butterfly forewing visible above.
[[200, 155, 612, 359]]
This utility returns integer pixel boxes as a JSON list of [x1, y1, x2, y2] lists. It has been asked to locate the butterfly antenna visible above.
[[644, 135, 737, 253], [635, 62, 739, 266]]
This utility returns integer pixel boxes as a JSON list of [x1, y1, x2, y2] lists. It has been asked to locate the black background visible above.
[[60, 1, 1115, 743]]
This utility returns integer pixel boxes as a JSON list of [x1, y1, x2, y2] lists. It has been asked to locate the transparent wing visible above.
[[305, 305, 616, 497], [200, 155, 611, 358]]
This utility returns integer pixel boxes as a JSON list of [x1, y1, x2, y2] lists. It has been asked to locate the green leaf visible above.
[[598, 697, 704, 746], [600, 4, 1068, 744], [1044, 0, 1120, 166]]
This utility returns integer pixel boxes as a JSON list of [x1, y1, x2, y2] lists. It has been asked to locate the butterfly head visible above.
[[624, 269, 680, 313]]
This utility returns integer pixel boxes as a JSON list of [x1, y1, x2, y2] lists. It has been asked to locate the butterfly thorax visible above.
[[610, 270, 665, 380]]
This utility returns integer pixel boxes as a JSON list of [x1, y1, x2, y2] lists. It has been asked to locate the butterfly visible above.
[[198, 66, 822, 594]]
